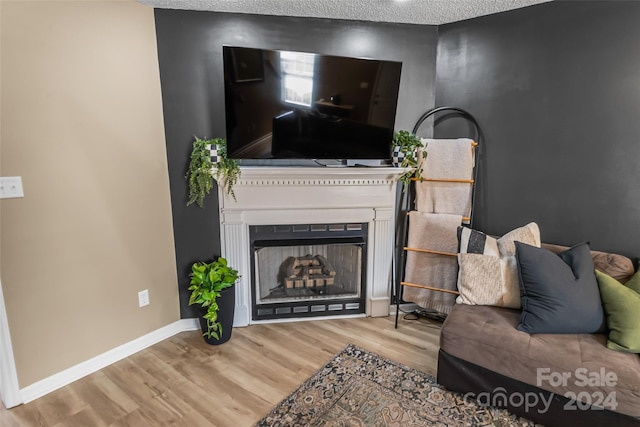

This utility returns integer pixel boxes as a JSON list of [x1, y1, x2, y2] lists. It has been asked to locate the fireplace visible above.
[[217, 166, 404, 326], [250, 223, 367, 320]]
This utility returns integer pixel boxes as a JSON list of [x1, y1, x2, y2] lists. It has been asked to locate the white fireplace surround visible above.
[[217, 166, 405, 326]]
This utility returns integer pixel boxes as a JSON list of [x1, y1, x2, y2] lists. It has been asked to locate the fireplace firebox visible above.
[[250, 223, 367, 320]]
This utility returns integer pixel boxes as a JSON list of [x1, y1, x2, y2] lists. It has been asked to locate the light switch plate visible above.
[[138, 289, 150, 307], [0, 177, 24, 199]]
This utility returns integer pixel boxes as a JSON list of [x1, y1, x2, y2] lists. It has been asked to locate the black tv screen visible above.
[[223, 46, 402, 162]]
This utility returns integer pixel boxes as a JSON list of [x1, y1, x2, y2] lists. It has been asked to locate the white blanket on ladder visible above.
[[414, 138, 475, 219], [403, 212, 461, 314], [403, 138, 475, 314]]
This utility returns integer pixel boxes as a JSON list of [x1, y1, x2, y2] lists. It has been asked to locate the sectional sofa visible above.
[[438, 243, 640, 426]]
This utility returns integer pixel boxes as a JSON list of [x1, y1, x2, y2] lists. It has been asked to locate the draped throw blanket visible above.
[[403, 138, 475, 314], [415, 138, 475, 220], [403, 212, 462, 314]]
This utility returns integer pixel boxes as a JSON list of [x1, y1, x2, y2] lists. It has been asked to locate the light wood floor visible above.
[[0, 315, 441, 427]]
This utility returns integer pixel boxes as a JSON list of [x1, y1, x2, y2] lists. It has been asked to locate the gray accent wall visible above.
[[435, 1, 640, 258], [153, 10, 438, 316]]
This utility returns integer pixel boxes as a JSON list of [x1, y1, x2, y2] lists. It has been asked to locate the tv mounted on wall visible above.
[[222, 46, 403, 165]]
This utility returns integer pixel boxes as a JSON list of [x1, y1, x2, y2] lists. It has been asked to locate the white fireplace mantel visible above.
[[217, 166, 405, 326]]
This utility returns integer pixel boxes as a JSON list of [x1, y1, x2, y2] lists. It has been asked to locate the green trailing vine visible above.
[[212, 138, 241, 202], [186, 136, 213, 207], [393, 130, 428, 189], [188, 257, 240, 340], [186, 136, 241, 207]]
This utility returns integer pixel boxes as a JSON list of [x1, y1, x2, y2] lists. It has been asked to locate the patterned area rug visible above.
[[256, 344, 536, 426]]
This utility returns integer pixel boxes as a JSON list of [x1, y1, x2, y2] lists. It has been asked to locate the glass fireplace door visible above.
[[250, 224, 367, 320]]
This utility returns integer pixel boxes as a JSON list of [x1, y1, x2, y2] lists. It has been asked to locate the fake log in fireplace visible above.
[[250, 223, 367, 320], [280, 254, 336, 289]]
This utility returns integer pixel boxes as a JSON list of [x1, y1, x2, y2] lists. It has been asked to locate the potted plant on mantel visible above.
[[188, 257, 240, 345], [186, 136, 241, 207], [391, 130, 427, 189]]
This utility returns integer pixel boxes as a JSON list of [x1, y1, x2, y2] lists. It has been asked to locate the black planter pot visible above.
[[198, 286, 236, 345]]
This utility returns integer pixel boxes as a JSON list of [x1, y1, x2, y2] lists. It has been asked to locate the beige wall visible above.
[[0, 0, 180, 388]]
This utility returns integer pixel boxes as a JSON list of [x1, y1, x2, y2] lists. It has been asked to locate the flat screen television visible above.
[[222, 46, 402, 165]]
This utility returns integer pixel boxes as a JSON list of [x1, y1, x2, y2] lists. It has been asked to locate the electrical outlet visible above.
[[138, 289, 150, 307], [0, 177, 24, 199]]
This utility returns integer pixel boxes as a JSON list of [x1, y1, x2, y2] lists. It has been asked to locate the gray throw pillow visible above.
[[515, 241, 606, 334]]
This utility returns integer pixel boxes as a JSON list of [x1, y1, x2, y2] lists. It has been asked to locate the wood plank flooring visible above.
[[0, 315, 441, 427]]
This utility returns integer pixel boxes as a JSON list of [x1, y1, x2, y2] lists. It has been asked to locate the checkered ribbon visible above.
[[208, 144, 221, 164], [392, 146, 407, 167]]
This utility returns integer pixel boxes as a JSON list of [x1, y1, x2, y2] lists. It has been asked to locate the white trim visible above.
[[369, 296, 392, 317], [219, 166, 404, 324], [0, 278, 22, 408], [11, 304, 411, 405], [20, 318, 199, 404]]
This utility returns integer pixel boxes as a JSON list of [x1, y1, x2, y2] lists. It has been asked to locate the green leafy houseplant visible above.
[[392, 130, 427, 189], [188, 257, 240, 340], [186, 136, 241, 207], [212, 138, 241, 201]]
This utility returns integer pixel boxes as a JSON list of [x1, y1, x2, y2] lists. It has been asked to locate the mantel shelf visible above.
[[232, 166, 407, 181]]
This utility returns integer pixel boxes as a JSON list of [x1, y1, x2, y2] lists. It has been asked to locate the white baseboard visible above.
[[17, 307, 417, 405], [20, 318, 199, 404]]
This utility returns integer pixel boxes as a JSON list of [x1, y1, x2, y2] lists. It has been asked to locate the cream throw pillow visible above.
[[456, 222, 541, 308]]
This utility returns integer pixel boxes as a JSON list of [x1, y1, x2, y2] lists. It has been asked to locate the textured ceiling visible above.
[[138, 0, 552, 25]]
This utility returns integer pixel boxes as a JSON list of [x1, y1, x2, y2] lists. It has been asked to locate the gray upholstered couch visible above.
[[438, 244, 640, 426]]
